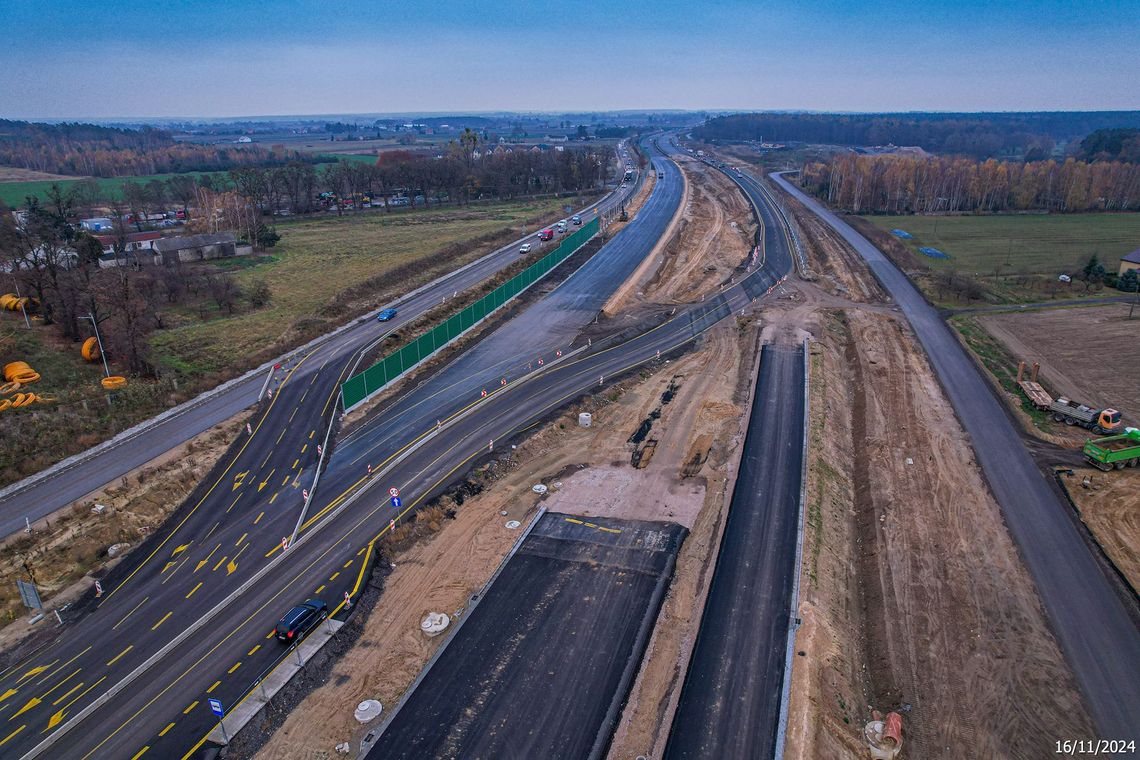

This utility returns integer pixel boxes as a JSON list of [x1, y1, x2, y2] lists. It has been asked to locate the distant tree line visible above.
[[0, 119, 307, 178], [1080, 128, 1140, 163], [696, 112, 1140, 159], [801, 153, 1140, 213]]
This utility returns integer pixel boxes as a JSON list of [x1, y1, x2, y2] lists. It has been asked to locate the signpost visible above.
[[390, 496, 402, 509], [17, 579, 42, 611], [209, 698, 228, 742], [388, 487, 400, 498]]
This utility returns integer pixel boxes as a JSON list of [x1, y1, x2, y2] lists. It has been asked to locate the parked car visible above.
[[519, 243, 532, 253], [377, 308, 398, 322], [275, 599, 328, 642]]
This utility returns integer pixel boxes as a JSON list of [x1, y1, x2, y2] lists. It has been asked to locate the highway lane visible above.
[[663, 344, 805, 760], [0, 143, 638, 538], [0, 139, 663, 758], [10, 137, 795, 759], [772, 172, 1140, 740], [41, 220, 791, 760]]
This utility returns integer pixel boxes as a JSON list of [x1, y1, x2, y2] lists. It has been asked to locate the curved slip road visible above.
[[772, 172, 1140, 741]]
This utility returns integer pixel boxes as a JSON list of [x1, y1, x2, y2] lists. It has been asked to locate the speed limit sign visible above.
[[388, 487, 400, 498]]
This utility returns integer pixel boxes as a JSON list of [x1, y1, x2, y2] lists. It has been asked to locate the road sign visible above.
[[302, 489, 309, 501], [281, 536, 289, 551], [94, 580, 103, 598], [388, 487, 400, 497], [209, 698, 224, 717], [390, 496, 402, 508]]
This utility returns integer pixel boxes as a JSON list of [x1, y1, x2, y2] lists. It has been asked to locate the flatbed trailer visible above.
[[1015, 361, 1053, 409]]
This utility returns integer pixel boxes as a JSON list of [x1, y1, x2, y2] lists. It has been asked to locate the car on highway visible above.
[[571, 214, 582, 225], [377, 308, 398, 322], [538, 228, 554, 241], [275, 599, 328, 642], [519, 242, 532, 253]]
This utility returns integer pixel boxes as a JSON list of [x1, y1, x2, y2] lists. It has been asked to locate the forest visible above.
[[0, 119, 304, 177], [800, 153, 1140, 213], [696, 111, 1140, 159]]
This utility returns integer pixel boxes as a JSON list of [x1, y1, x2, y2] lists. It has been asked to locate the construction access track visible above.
[[772, 172, 1140, 742]]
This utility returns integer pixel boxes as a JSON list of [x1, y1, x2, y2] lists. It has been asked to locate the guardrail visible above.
[[341, 217, 600, 410]]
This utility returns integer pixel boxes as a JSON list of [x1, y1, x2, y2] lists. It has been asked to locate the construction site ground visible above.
[[1064, 467, 1140, 592], [774, 187, 1094, 759]]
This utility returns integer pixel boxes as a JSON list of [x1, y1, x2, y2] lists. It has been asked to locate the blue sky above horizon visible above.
[[2, 0, 1138, 119]]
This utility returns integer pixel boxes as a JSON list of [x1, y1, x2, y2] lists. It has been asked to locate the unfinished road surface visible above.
[[664, 343, 806, 759], [773, 172, 1140, 741], [365, 512, 686, 760]]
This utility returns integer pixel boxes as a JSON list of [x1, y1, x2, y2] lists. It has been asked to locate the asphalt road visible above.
[[0, 139, 794, 759], [0, 137, 678, 760], [365, 513, 687, 760], [773, 173, 1140, 741], [0, 145, 638, 538], [663, 344, 805, 760]]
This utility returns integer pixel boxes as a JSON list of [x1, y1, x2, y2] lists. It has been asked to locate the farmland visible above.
[[857, 212, 1140, 304]]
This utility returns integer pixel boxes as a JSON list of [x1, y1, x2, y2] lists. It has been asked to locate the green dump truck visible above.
[[1083, 428, 1140, 471]]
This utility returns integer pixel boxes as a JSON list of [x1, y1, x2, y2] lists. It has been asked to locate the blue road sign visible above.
[[209, 698, 224, 717], [390, 496, 402, 508]]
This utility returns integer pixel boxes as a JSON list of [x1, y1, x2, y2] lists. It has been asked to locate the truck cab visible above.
[[1099, 409, 1122, 433], [538, 228, 554, 241]]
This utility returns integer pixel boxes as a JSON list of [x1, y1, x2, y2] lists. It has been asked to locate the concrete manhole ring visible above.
[[505, 520, 521, 529]]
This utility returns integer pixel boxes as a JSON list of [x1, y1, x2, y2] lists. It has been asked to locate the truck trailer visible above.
[[1049, 397, 1121, 434], [1083, 428, 1140, 471]]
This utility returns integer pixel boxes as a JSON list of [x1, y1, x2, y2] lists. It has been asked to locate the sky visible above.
[[1, 0, 1138, 119]]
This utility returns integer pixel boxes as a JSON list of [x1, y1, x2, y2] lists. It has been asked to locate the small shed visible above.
[[1119, 248, 1140, 277], [153, 232, 238, 265]]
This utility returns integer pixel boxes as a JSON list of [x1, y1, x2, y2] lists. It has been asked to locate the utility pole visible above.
[[13, 284, 31, 328], [82, 312, 111, 378]]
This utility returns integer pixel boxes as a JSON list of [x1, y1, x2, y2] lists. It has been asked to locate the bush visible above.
[[248, 278, 272, 307]]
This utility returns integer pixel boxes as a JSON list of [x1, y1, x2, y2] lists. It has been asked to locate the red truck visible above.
[[538, 228, 554, 241]]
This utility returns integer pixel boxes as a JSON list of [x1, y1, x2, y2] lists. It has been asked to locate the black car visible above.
[[275, 599, 328, 642]]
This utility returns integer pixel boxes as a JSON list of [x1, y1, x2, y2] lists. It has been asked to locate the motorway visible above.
[[773, 173, 1140, 740], [663, 344, 805, 760], [0, 136, 708, 759], [0, 142, 638, 538]]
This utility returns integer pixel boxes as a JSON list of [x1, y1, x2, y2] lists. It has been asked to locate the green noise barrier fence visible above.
[[341, 216, 600, 410]]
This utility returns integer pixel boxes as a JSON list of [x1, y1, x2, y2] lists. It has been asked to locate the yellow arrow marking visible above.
[[45, 708, 66, 730], [162, 561, 175, 573], [170, 544, 189, 558], [195, 543, 221, 573], [0, 689, 17, 705], [17, 666, 48, 684], [232, 470, 248, 491], [226, 560, 237, 576], [11, 697, 40, 719]]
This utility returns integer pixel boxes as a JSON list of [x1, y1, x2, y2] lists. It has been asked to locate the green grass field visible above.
[[149, 198, 573, 376], [866, 213, 1140, 276]]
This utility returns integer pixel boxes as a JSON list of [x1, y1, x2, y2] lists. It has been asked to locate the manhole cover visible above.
[[505, 520, 521, 529]]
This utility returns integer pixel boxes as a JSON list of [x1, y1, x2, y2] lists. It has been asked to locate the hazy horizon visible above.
[[3, 0, 1139, 120]]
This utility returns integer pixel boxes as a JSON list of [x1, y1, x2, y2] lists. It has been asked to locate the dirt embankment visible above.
[[772, 170, 1096, 757]]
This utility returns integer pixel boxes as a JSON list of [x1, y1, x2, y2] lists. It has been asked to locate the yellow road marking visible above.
[[161, 561, 175, 574], [204, 522, 219, 540], [61, 675, 105, 711], [107, 646, 133, 667], [226, 494, 241, 513], [265, 630, 275, 639], [289, 408, 298, 423], [206, 681, 221, 694], [130, 745, 149, 759], [227, 560, 238, 576], [269, 492, 279, 505], [227, 662, 241, 675], [18, 664, 51, 684], [235, 533, 247, 548], [35, 647, 89, 687], [254, 511, 265, 525], [196, 543, 221, 573], [247, 645, 261, 657], [185, 582, 202, 599], [11, 697, 40, 719], [309, 430, 315, 439], [343, 560, 353, 569], [159, 722, 175, 737], [52, 681, 83, 707], [329, 572, 340, 581], [151, 612, 172, 631], [113, 596, 149, 631], [38, 668, 80, 701], [44, 707, 66, 731], [182, 701, 198, 715], [565, 517, 583, 525], [213, 555, 228, 572], [292, 459, 299, 469], [276, 428, 286, 445], [261, 452, 272, 468], [281, 475, 290, 486], [258, 468, 275, 492], [0, 725, 25, 747], [232, 470, 248, 491], [301, 444, 307, 453], [99, 351, 312, 605]]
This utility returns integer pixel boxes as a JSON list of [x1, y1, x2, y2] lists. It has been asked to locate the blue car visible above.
[[377, 308, 398, 322]]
